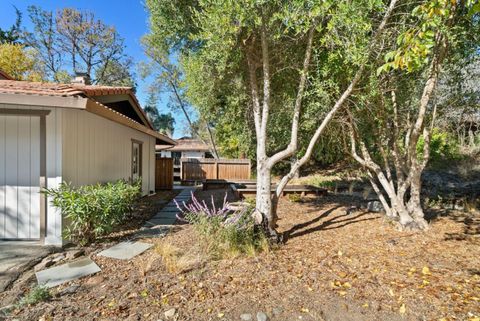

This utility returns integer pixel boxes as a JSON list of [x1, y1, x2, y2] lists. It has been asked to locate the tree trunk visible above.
[[255, 164, 277, 235], [407, 170, 429, 229]]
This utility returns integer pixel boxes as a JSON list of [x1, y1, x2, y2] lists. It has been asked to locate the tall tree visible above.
[[0, 6, 22, 44], [144, 92, 176, 135], [349, 0, 479, 230], [0, 43, 46, 81], [24, 6, 134, 85], [146, 0, 398, 237], [140, 39, 220, 158]]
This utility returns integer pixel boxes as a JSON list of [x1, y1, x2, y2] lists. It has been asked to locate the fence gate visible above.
[[155, 158, 173, 190]]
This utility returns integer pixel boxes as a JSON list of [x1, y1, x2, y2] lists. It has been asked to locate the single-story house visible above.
[[156, 137, 213, 159], [156, 137, 213, 180], [0, 74, 175, 245]]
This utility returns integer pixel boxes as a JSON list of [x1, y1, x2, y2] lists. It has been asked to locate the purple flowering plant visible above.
[[175, 192, 254, 231]]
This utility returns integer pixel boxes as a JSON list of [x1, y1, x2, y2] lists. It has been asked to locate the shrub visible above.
[[287, 193, 302, 203], [16, 286, 50, 308], [43, 179, 141, 245], [417, 128, 462, 165], [176, 193, 268, 258]]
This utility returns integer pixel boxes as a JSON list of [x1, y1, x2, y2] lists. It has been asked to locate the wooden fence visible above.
[[181, 158, 251, 181], [155, 158, 173, 190]]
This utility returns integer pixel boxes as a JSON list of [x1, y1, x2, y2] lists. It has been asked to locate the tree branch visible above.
[[274, 0, 399, 198]]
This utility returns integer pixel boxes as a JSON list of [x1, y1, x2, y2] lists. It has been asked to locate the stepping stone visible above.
[[134, 226, 170, 239], [153, 212, 177, 219], [147, 214, 176, 222], [36, 257, 101, 288], [161, 207, 181, 212], [98, 241, 153, 260], [144, 217, 176, 227], [171, 200, 189, 204]]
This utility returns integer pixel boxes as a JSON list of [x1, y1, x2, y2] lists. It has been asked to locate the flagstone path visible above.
[[34, 187, 196, 288]]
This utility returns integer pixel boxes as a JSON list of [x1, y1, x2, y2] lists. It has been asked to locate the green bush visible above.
[[287, 193, 302, 202], [16, 286, 50, 308], [417, 128, 461, 165], [43, 179, 141, 245]]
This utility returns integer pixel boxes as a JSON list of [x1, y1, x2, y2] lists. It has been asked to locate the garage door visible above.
[[0, 115, 40, 239]]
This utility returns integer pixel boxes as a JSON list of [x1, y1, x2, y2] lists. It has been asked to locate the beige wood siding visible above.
[[0, 114, 40, 239], [0, 104, 63, 244], [62, 109, 155, 195]]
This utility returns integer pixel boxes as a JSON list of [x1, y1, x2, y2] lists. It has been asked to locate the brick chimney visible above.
[[71, 72, 91, 85]]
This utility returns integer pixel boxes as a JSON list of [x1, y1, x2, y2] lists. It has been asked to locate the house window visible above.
[[131, 140, 143, 181]]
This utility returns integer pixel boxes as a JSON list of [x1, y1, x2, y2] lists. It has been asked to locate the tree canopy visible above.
[[11, 6, 136, 86]]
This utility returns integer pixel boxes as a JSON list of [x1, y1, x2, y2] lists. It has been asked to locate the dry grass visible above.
[[135, 250, 159, 277], [155, 240, 205, 274]]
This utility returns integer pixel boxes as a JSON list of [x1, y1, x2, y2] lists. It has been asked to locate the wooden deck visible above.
[[230, 183, 327, 199], [202, 179, 256, 190], [202, 179, 327, 198]]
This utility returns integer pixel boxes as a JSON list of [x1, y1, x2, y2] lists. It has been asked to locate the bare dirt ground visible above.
[[3, 189, 479, 321]]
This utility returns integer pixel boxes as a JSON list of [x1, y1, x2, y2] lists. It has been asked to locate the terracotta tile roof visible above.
[[0, 79, 176, 145], [0, 79, 132, 97], [0, 79, 155, 131]]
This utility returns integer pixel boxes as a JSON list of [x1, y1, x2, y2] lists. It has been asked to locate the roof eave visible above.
[[0, 92, 88, 109], [85, 99, 176, 145]]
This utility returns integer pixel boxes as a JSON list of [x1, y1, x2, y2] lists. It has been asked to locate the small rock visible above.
[[256, 312, 268, 321], [240, 313, 252, 321], [66, 249, 85, 260], [60, 285, 80, 295], [386, 239, 398, 246], [272, 307, 283, 316], [367, 200, 383, 213], [164, 308, 176, 319], [85, 275, 105, 285], [34, 258, 54, 271], [52, 254, 66, 263]]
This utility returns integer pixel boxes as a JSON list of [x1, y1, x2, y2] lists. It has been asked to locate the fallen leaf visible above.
[[107, 299, 116, 308], [217, 313, 224, 318], [338, 272, 347, 278], [422, 266, 431, 275]]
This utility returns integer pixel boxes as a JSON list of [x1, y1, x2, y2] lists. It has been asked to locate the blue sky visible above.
[[0, 0, 189, 137]]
